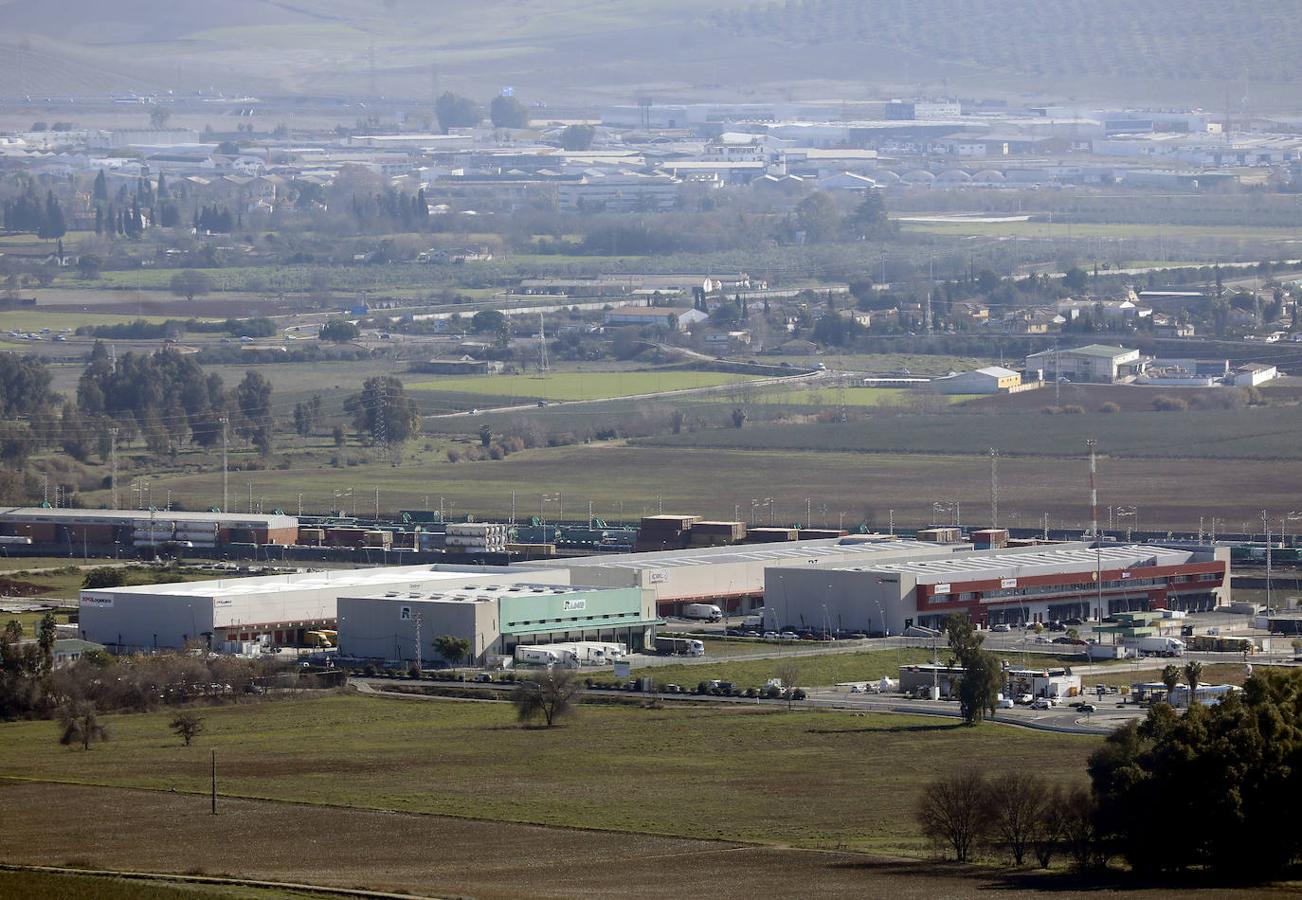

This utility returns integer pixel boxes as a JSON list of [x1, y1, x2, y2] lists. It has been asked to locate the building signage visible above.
[[933, 583, 951, 595], [647, 571, 668, 584], [613, 660, 631, 678], [81, 594, 113, 608], [1120, 571, 1131, 579], [563, 599, 586, 612], [400, 606, 411, 620], [1000, 577, 1017, 589]]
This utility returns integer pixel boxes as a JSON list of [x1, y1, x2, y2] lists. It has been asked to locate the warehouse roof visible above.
[[846, 543, 1196, 585], [353, 583, 597, 604], [83, 565, 557, 600], [526, 538, 951, 571]]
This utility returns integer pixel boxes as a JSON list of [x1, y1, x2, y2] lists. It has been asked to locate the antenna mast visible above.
[[989, 447, 998, 529]]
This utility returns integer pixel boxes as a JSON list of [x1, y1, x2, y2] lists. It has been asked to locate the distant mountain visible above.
[[0, 0, 1295, 109]]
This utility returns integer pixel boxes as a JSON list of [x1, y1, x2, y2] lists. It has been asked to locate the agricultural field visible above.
[[407, 370, 764, 403], [640, 404, 1302, 461], [0, 692, 1096, 854], [742, 385, 970, 407], [0, 310, 185, 333], [0, 870, 327, 900], [103, 443, 1298, 532], [760, 353, 999, 375], [897, 218, 1302, 243], [637, 647, 936, 688]]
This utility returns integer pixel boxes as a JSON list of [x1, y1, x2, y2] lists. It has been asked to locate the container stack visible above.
[[689, 521, 747, 547], [131, 518, 175, 548], [363, 530, 392, 548], [444, 522, 508, 554], [795, 528, 848, 541], [298, 527, 326, 546], [172, 521, 218, 549], [743, 526, 799, 543], [635, 514, 700, 552]]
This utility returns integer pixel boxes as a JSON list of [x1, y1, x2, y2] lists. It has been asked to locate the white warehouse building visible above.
[[524, 537, 961, 615], [764, 542, 1230, 635], [80, 564, 570, 652]]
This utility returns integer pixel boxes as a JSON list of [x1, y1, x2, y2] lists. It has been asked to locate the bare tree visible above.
[[917, 769, 989, 862], [986, 774, 1049, 866], [170, 711, 204, 746], [1033, 785, 1068, 868], [775, 662, 801, 710], [58, 701, 108, 750], [1060, 786, 1105, 872], [512, 667, 580, 727]]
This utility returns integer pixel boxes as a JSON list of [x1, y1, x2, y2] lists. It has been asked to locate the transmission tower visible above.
[[538, 313, 549, 374]]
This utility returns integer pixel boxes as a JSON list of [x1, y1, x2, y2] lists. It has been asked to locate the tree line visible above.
[[919, 630, 1302, 884]]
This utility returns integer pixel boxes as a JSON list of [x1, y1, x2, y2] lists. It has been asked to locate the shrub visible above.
[[1152, 395, 1188, 412], [1098, 402, 1120, 414], [446, 449, 462, 463], [1040, 406, 1060, 415], [1061, 404, 1085, 415]]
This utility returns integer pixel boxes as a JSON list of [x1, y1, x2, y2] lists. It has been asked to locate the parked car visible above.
[[1080, 703, 1097, 714], [997, 697, 1015, 709], [1065, 617, 1085, 626], [1031, 697, 1052, 710], [663, 684, 681, 694], [991, 623, 1012, 633], [472, 673, 493, 683]]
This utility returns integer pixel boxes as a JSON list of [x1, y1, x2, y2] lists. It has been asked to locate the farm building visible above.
[[764, 542, 1230, 634], [931, 366, 1024, 394], [1024, 344, 1146, 384], [79, 564, 570, 653], [336, 583, 657, 666]]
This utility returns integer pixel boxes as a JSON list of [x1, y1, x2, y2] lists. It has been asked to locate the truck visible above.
[[514, 646, 579, 668], [682, 603, 723, 622], [654, 635, 705, 656], [1134, 636, 1185, 657]]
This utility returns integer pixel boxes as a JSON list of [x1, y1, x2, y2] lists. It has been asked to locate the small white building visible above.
[[1233, 363, 1279, 387], [1024, 344, 1145, 384]]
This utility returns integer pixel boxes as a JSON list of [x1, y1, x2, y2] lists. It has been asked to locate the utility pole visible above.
[[1263, 510, 1273, 612], [108, 426, 119, 509], [211, 750, 217, 815], [219, 415, 229, 513], [413, 612, 423, 673], [1087, 438, 1098, 538], [1042, 513, 1049, 541], [989, 448, 998, 529], [888, 508, 894, 536], [374, 486, 380, 520]]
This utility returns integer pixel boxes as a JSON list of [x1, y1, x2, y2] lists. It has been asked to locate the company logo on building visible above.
[[400, 606, 411, 620], [647, 571, 667, 584], [933, 583, 951, 595], [81, 595, 113, 608], [1000, 577, 1017, 589], [563, 599, 586, 612]]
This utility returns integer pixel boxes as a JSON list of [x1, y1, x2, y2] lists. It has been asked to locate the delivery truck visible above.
[[681, 603, 723, 622], [1134, 636, 1185, 657]]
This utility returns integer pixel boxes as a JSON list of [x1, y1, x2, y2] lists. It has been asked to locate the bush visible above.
[[83, 567, 128, 589], [1152, 395, 1188, 412], [1040, 406, 1060, 415], [446, 449, 462, 463], [1098, 402, 1120, 414], [1061, 404, 1085, 415]]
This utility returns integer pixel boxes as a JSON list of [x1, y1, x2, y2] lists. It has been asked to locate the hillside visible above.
[[0, 0, 1297, 107]]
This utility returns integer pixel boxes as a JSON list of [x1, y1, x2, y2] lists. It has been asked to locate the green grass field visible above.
[[640, 647, 936, 688], [0, 311, 183, 332], [742, 385, 972, 407], [407, 371, 763, 402], [0, 692, 1096, 853]]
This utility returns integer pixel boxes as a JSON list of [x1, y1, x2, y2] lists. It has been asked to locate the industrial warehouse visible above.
[[337, 582, 658, 665], [764, 541, 1230, 635], [79, 564, 571, 652], [75, 529, 1232, 663]]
